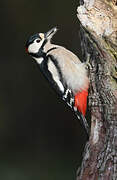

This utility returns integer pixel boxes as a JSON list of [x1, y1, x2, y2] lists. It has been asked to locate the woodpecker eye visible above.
[[36, 39, 40, 43]]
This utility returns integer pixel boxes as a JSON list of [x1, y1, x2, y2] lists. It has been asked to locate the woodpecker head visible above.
[[25, 27, 57, 57]]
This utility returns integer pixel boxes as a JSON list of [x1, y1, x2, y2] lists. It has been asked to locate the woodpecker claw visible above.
[[85, 53, 92, 70]]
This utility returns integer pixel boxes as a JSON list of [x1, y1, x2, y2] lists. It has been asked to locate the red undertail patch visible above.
[[74, 90, 88, 116]]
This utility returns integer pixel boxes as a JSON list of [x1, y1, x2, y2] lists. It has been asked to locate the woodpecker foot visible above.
[[85, 53, 92, 70]]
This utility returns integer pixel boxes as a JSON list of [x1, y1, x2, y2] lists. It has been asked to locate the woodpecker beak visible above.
[[45, 27, 58, 39]]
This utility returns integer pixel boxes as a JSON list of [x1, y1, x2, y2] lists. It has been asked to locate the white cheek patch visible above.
[[35, 57, 44, 64], [28, 39, 44, 54], [28, 42, 40, 53], [48, 60, 64, 92]]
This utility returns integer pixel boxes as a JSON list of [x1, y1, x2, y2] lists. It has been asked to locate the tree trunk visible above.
[[77, 0, 117, 179]]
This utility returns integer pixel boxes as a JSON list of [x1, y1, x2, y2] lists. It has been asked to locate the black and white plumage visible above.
[[25, 27, 89, 135]]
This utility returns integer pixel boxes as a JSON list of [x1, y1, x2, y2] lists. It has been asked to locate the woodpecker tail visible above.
[[63, 89, 89, 135], [75, 110, 89, 135]]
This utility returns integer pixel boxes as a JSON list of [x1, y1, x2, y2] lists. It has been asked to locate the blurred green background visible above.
[[0, 0, 87, 180]]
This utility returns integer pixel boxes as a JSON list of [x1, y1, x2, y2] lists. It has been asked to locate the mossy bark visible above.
[[77, 0, 117, 179]]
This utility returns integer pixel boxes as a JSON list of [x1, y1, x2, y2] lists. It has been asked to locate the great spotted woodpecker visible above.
[[25, 27, 89, 134]]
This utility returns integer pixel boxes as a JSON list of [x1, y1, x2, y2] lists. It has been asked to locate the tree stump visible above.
[[77, 0, 117, 179]]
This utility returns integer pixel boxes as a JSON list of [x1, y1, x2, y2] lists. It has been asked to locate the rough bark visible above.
[[77, 0, 117, 179]]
